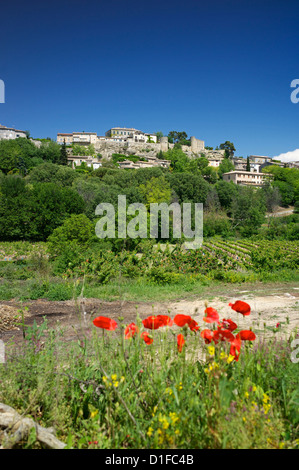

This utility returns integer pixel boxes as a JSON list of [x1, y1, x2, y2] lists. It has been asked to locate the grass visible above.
[[1, 266, 299, 302], [0, 307, 298, 449]]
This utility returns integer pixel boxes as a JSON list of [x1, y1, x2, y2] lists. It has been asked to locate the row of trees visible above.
[[0, 138, 68, 174], [0, 159, 280, 241]]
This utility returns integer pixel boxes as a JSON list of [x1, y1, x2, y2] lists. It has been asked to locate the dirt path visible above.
[[1, 283, 298, 345]]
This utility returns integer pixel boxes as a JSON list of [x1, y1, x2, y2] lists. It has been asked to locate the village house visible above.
[[222, 170, 274, 187]]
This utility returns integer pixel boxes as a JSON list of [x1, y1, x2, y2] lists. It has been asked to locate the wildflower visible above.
[[263, 403, 271, 414], [141, 331, 153, 345], [173, 314, 192, 327], [203, 307, 219, 324], [142, 315, 163, 330], [188, 319, 200, 332], [156, 315, 173, 327], [213, 327, 234, 344], [174, 314, 199, 332], [177, 382, 183, 390], [229, 334, 242, 361], [239, 330, 256, 341], [124, 322, 139, 339], [229, 300, 251, 316], [201, 329, 214, 344], [263, 393, 269, 404], [169, 412, 179, 424], [207, 345, 215, 356], [219, 318, 238, 332], [147, 427, 154, 437], [93, 316, 118, 330], [177, 334, 185, 352], [227, 354, 235, 364], [111, 374, 117, 381]]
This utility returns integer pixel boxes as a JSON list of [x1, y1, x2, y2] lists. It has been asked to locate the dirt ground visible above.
[[0, 282, 298, 346]]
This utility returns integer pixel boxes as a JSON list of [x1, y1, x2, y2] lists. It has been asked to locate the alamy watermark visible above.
[[0, 79, 5, 103], [95, 195, 203, 250], [290, 79, 299, 104]]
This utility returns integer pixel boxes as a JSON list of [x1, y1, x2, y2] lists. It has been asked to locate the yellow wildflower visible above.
[[227, 355, 235, 364]]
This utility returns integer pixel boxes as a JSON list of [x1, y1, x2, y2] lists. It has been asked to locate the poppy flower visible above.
[[141, 331, 153, 345], [156, 315, 173, 327], [188, 319, 200, 332], [93, 316, 118, 330], [219, 318, 238, 332], [239, 330, 256, 341], [174, 314, 192, 327], [142, 315, 163, 330], [229, 301, 251, 316], [201, 329, 214, 344], [124, 322, 139, 339], [229, 334, 242, 361], [213, 327, 235, 344], [203, 307, 219, 324], [177, 334, 185, 352]]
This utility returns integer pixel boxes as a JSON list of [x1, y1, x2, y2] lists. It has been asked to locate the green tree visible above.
[[59, 139, 68, 165], [219, 141, 236, 158], [155, 131, 163, 142], [246, 156, 250, 172], [139, 176, 171, 208], [231, 186, 266, 236], [47, 213, 95, 256], [218, 158, 235, 179]]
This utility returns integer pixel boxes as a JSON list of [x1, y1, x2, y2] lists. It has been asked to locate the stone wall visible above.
[[86, 136, 226, 163]]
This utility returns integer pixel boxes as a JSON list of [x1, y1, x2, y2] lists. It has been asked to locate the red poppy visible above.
[[156, 315, 173, 327], [93, 316, 118, 330], [213, 327, 235, 344], [219, 318, 238, 332], [229, 334, 242, 361], [229, 301, 251, 316], [177, 333, 185, 352], [239, 330, 256, 341], [141, 331, 153, 345], [174, 314, 192, 327], [203, 307, 220, 324], [188, 319, 200, 332], [200, 329, 214, 344], [142, 315, 163, 330], [124, 322, 139, 339]]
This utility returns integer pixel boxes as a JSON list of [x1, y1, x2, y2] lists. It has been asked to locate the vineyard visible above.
[[0, 239, 297, 288]]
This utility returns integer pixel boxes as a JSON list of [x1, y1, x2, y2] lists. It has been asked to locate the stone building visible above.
[[0, 124, 27, 140]]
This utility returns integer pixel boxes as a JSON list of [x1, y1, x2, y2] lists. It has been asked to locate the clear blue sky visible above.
[[0, 0, 298, 158]]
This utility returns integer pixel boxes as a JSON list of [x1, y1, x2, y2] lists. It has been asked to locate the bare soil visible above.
[[1, 283, 298, 346]]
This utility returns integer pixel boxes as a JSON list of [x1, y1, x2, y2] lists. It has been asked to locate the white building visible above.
[[105, 127, 157, 143], [57, 131, 98, 145], [0, 124, 27, 140], [223, 170, 273, 187]]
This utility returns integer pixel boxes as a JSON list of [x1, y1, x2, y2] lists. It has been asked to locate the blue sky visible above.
[[0, 0, 298, 158]]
